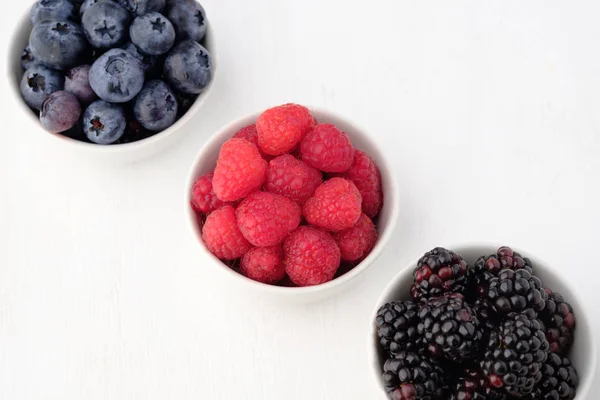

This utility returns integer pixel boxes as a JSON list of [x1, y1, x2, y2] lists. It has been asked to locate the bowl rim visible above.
[[184, 106, 400, 296], [7, 12, 217, 153], [367, 242, 598, 399]]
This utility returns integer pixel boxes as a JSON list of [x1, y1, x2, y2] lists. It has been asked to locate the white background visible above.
[[2, 0, 600, 399]]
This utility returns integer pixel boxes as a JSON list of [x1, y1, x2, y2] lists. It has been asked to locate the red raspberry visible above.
[[201, 206, 252, 260], [240, 246, 285, 284], [283, 226, 341, 286], [233, 124, 272, 160], [334, 214, 377, 261], [256, 103, 316, 156], [264, 154, 322, 204], [336, 150, 383, 218], [236, 191, 302, 247], [190, 172, 230, 214], [213, 138, 268, 202], [303, 177, 362, 231], [300, 123, 355, 172]]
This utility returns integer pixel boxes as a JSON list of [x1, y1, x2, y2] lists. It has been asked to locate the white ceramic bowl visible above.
[[185, 108, 399, 302], [368, 244, 597, 398], [7, 11, 216, 163]]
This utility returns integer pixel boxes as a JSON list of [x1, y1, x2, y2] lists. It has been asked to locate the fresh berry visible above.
[[118, 0, 165, 15], [83, 100, 126, 144], [212, 138, 268, 202], [29, 20, 88, 70], [283, 226, 341, 286], [303, 177, 362, 231], [537, 353, 579, 400], [130, 12, 175, 56], [235, 191, 301, 247], [164, 39, 212, 94], [335, 150, 383, 218], [80, 0, 114, 17], [39, 91, 81, 133], [410, 247, 468, 301], [540, 290, 576, 355], [121, 42, 158, 73], [134, 80, 178, 131], [334, 214, 377, 262], [486, 269, 547, 317], [481, 314, 549, 397], [30, 0, 76, 25], [264, 154, 322, 204], [64, 64, 96, 104], [300, 123, 355, 173], [201, 206, 251, 260], [449, 368, 507, 400], [82, 1, 130, 49], [240, 246, 285, 284], [20, 65, 64, 110], [233, 124, 272, 160], [89, 48, 145, 103], [382, 351, 446, 400], [190, 172, 230, 214], [256, 103, 316, 156], [166, 0, 207, 42], [376, 301, 421, 355], [21, 46, 39, 71]]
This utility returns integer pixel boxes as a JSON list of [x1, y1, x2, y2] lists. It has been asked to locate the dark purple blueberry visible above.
[[65, 65, 97, 104], [83, 100, 126, 144], [20, 65, 65, 110], [21, 46, 40, 71], [118, 0, 165, 16], [166, 0, 207, 42], [121, 42, 157, 72], [40, 91, 81, 133], [133, 80, 178, 131], [163, 39, 211, 94], [29, 20, 88, 70], [30, 0, 76, 25], [130, 12, 175, 56], [80, 0, 115, 17], [82, 1, 130, 49], [89, 48, 144, 103]]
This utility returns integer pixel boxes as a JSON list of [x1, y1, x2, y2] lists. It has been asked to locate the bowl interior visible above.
[[369, 245, 596, 398]]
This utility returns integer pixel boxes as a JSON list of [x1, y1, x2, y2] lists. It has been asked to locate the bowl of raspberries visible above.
[[9, 0, 214, 159], [185, 103, 399, 300], [370, 245, 596, 399]]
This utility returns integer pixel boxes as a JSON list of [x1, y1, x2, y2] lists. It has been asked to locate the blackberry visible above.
[[481, 314, 550, 397], [486, 269, 547, 317], [540, 289, 576, 355], [382, 351, 446, 399], [376, 301, 422, 355], [417, 293, 484, 361], [449, 368, 507, 400], [410, 247, 468, 301], [470, 297, 500, 332], [538, 353, 579, 400]]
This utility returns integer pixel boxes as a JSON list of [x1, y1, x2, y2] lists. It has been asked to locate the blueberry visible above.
[[134, 80, 178, 131], [65, 65, 97, 104], [30, 0, 76, 25], [89, 48, 145, 102], [20, 65, 65, 110], [121, 42, 157, 73], [82, 1, 130, 49], [21, 46, 40, 71], [79, 0, 114, 17], [130, 12, 175, 56], [118, 0, 165, 16], [40, 91, 81, 133], [29, 20, 88, 70], [83, 100, 126, 144], [163, 39, 211, 94], [166, 0, 207, 42]]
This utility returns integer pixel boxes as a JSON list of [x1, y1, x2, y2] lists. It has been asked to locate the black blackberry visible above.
[[410, 247, 468, 301], [538, 353, 579, 400], [481, 314, 550, 397], [417, 293, 484, 361], [449, 368, 507, 400], [486, 269, 547, 317], [382, 351, 446, 399], [376, 301, 421, 355], [540, 289, 576, 355]]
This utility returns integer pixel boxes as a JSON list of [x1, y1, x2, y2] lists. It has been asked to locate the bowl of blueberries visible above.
[[9, 0, 215, 161]]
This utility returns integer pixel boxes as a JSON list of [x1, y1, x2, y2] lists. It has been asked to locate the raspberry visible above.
[[236, 191, 302, 247], [283, 226, 341, 286], [233, 124, 272, 160], [334, 214, 377, 261], [240, 246, 285, 284], [300, 123, 355, 172], [201, 206, 251, 260], [303, 177, 362, 231], [256, 103, 316, 156], [213, 138, 268, 202], [264, 154, 322, 204], [336, 150, 383, 218], [190, 172, 229, 214]]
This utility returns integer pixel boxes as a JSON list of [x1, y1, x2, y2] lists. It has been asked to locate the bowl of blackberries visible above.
[[9, 0, 214, 157], [369, 245, 596, 399]]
